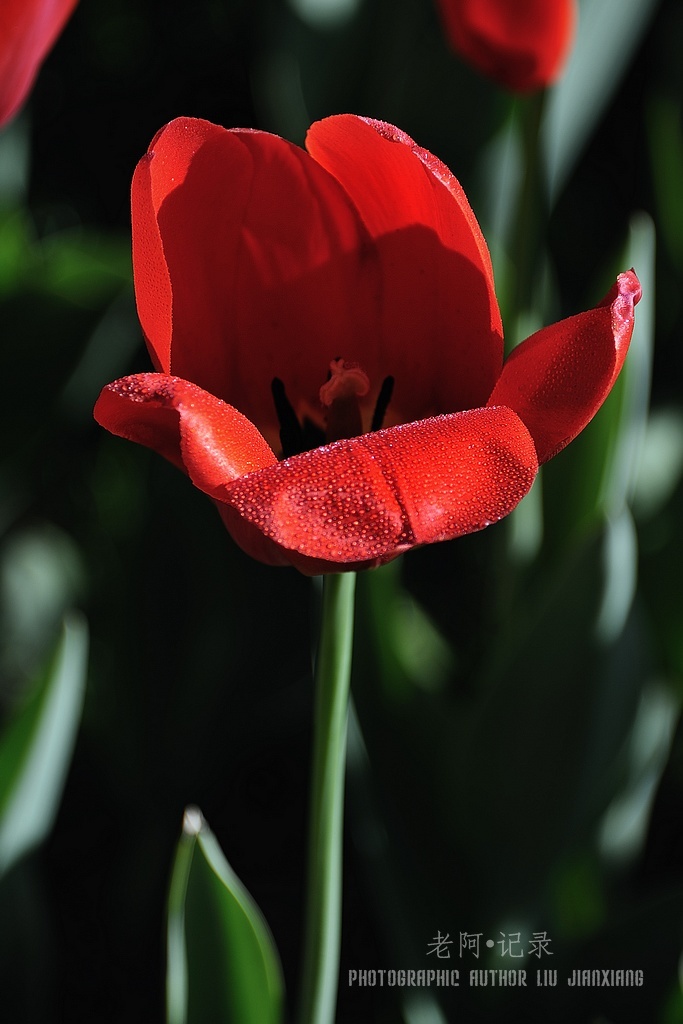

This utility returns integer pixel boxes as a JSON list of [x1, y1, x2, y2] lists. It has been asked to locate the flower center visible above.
[[271, 359, 395, 458], [319, 358, 370, 442]]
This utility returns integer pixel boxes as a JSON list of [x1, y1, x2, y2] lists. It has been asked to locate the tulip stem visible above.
[[511, 90, 547, 341], [298, 571, 357, 1024]]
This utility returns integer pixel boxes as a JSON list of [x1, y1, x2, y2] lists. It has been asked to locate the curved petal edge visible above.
[[488, 270, 641, 464], [217, 406, 538, 574], [93, 374, 277, 497]]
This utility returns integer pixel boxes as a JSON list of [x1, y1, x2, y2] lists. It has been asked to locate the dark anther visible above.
[[300, 417, 326, 453], [272, 378, 326, 458], [371, 375, 395, 431], [272, 378, 304, 458]]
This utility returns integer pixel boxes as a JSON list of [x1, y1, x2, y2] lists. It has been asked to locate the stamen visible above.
[[272, 378, 325, 457], [272, 378, 304, 458], [371, 375, 395, 432], [274, 361, 391, 455], [319, 358, 370, 442], [300, 417, 326, 454]]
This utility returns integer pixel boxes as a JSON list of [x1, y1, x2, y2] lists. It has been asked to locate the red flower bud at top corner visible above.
[[436, 0, 578, 93], [0, 0, 78, 128], [94, 114, 640, 575]]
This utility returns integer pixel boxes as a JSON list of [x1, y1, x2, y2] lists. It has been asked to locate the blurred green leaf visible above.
[[647, 95, 683, 268], [356, 523, 650, 939], [661, 984, 683, 1024], [632, 407, 683, 521], [0, 524, 85, 685], [598, 680, 679, 866], [456, 531, 646, 895], [60, 286, 140, 422], [0, 118, 29, 205], [167, 807, 284, 1024], [0, 612, 88, 877], [594, 508, 638, 644], [287, 0, 362, 31], [543, 0, 661, 201], [364, 560, 454, 702], [542, 212, 655, 550], [38, 228, 131, 306], [0, 209, 32, 293], [0, 209, 129, 303], [549, 851, 607, 940]]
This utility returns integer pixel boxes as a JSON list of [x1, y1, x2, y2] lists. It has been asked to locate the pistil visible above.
[[319, 358, 370, 442], [272, 361, 394, 457]]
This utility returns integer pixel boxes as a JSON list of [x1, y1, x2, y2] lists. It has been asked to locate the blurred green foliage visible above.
[[1, 0, 683, 1021]]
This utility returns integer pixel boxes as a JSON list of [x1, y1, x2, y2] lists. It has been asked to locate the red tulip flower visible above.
[[0, 0, 78, 127], [94, 115, 640, 575], [436, 0, 577, 92]]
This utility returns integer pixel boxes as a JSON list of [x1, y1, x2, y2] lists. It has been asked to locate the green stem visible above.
[[509, 90, 547, 347], [297, 571, 357, 1024]]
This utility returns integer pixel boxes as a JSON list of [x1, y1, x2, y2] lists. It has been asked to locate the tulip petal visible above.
[[218, 407, 538, 573], [93, 374, 277, 495], [131, 117, 383, 451], [0, 0, 77, 126], [488, 270, 641, 464], [306, 115, 503, 419], [436, 0, 577, 93]]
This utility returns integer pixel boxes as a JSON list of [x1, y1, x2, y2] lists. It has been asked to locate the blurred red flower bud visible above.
[[436, 0, 577, 92], [0, 0, 78, 127]]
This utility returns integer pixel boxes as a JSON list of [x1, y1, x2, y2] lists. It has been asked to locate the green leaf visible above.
[[647, 95, 683, 268], [0, 117, 30, 205], [363, 560, 454, 702], [166, 807, 284, 1024], [0, 208, 129, 304], [543, 0, 661, 201], [0, 612, 88, 876]]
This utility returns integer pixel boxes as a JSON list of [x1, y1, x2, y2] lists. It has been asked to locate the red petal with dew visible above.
[[306, 115, 503, 422], [93, 373, 277, 497], [131, 117, 384, 451], [488, 270, 641, 464], [218, 406, 537, 573]]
